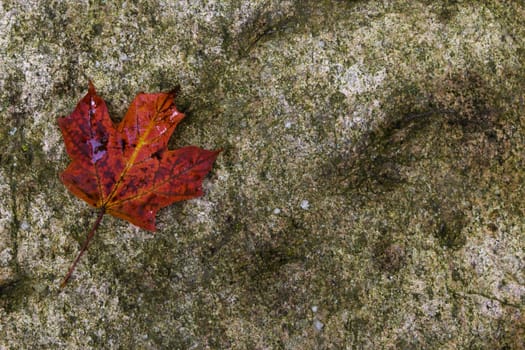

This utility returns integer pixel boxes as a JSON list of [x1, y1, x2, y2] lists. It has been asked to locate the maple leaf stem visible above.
[[60, 208, 106, 289]]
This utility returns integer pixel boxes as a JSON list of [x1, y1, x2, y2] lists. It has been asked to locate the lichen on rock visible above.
[[0, 0, 524, 348]]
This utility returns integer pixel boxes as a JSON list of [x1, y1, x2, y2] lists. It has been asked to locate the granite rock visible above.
[[0, 1, 524, 348]]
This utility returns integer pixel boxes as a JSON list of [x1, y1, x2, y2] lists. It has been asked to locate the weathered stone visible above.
[[1, 1, 524, 348]]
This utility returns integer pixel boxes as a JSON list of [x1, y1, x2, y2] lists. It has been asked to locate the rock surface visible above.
[[1, 1, 524, 348]]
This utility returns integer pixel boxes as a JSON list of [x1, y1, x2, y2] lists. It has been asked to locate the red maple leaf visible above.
[[58, 82, 220, 287]]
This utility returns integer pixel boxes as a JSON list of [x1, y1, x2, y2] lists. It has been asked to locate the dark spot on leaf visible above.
[[152, 149, 164, 160]]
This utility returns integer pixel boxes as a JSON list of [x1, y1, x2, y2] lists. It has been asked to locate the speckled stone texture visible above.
[[0, 1, 524, 349]]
